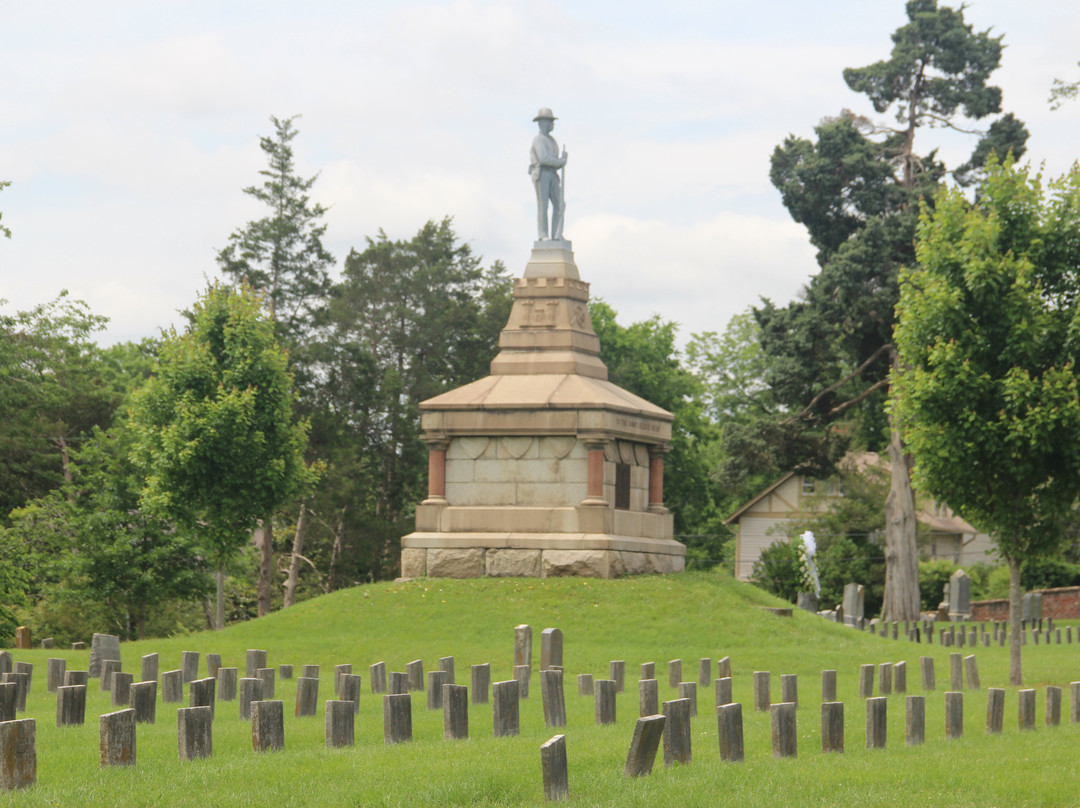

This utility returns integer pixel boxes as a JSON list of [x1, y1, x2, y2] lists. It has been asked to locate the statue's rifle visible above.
[[559, 147, 567, 221]]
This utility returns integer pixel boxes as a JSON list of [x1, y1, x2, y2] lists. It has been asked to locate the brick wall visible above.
[[970, 585, 1080, 621]]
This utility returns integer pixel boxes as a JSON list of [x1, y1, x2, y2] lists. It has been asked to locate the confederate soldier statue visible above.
[[529, 108, 568, 241]]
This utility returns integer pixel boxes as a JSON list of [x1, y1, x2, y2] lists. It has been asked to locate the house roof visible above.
[[723, 472, 795, 525], [723, 451, 980, 534]]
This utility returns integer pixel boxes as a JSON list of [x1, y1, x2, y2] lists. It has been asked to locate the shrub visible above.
[[751, 540, 800, 603], [918, 560, 956, 612]]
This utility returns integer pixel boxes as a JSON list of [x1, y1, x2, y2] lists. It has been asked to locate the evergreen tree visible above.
[[755, 0, 1027, 619], [216, 114, 334, 615]]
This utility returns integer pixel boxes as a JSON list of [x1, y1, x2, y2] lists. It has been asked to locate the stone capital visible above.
[[423, 433, 450, 451]]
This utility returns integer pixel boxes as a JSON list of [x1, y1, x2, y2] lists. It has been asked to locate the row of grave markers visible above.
[[0, 624, 1070, 799]]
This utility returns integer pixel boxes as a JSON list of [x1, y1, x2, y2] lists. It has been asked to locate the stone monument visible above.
[[947, 568, 971, 621], [399, 110, 685, 579]]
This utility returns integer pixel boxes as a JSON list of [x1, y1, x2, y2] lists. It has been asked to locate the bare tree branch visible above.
[[780, 343, 893, 426]]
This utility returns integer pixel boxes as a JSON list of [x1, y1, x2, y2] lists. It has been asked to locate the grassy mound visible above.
[[4, 571, 1080, 806]]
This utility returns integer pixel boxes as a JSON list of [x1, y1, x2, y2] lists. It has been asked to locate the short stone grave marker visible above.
[[624, 714, 665, 777], [100, 708, 136, 767], [251, 699, 284, 752]]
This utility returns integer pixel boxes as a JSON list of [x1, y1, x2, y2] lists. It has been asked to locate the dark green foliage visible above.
[[1020, 558, 1080, 591], [590, 300, 725, 546], [954, 113, 1028, 187], [130, 284, 312, 626], [843, 0, 1004, 126], [819, 535, 886, 617], [918, 559, 956, 611], [756, 0, 1026, 469], [298, 220, 513, 584], [769, 114, 905, 265], [752, 540, 800, 603], [0, 292, 115, 523]]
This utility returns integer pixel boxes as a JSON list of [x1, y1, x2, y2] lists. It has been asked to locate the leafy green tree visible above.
[[892, 159, 1080, 684], [4, 423, 211, 642], [0, 292, 115, 522], [130, 284, 313, 629], [758, 0, 1027, 620], [590, 301, 727, 559], [686, 311, 792, 527]]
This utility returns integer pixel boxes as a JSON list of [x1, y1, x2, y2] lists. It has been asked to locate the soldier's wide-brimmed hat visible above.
[[533, 107, 557, 121]]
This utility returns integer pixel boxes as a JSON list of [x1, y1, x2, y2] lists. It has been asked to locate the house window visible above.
[[801, 478, 816, 495], [615, 463, 631, 510]]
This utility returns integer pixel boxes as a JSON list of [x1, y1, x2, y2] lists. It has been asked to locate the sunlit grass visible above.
[[4, 571, 1080, 806]]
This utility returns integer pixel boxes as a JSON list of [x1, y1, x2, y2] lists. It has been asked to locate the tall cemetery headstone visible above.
[[471, 663, 490, 704], [640, 678, 659, 716], [443, 683, 469, 740], [514, 625, 532, 668], [717, 702, 744, 762], [541, 628, 563, 670], [130, 681, 156, 724], [89, 633, 121, 679], [217, 667, 238, 701], [842, 584, 864, 627], [948, 569, 971, 620]]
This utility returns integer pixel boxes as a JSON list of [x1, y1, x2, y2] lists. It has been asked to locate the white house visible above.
[[724, 453, 996, 581]]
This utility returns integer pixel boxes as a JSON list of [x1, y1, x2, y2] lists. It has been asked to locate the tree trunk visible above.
[[283, 504, 308, 608], [882, 411, 920, 621], [327, 509, 345, 593], [56, 434, 73, 485], [255, 520, 273, 617], [1008, 554, 1023, 686], [215, 568, 225, 630]]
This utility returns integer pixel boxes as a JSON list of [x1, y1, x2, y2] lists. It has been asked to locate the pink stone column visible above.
[[648, 445, 670, 514], [423, 438, 449, 504], [582, 438, 608, 506]]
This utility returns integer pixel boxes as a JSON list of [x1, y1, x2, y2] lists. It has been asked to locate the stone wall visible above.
[[970, 586, 1080, 620], [445, 436, 587, 507], [444, 436, 651, 511]]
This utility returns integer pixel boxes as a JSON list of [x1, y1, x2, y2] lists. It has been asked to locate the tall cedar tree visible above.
[[217, 115, 334, 616], [129, 285, 312, 629], [756, 0, 1027, 619], [893, 160, 1080, 685]]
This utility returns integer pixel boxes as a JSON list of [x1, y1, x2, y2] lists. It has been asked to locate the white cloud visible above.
[[571, 211, 816, 341]]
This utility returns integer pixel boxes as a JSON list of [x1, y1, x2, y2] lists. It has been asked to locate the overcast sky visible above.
[[3, 0, 1079, 348]]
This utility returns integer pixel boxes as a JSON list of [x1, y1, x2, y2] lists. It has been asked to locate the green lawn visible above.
[[4, 571, 1080, 807]]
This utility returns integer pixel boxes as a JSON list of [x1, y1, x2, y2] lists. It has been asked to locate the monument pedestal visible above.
[[401, 243, 684, 578]]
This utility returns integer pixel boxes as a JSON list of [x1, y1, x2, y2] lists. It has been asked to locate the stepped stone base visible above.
[[400, 543, 684, 580]]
